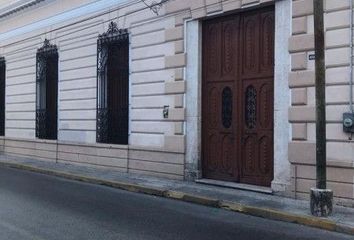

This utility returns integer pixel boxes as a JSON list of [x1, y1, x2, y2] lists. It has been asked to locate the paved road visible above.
[[0, 166, 351, 240]]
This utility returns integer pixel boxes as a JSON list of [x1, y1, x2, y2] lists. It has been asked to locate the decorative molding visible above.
[[0, 0, 130, 42], [0, 0, 45, 19]]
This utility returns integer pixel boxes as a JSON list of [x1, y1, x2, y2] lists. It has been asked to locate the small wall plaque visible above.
[[309, 54, 316, 60]]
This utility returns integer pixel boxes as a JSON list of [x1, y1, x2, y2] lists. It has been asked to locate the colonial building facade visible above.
[[0, 0, 353, 207]]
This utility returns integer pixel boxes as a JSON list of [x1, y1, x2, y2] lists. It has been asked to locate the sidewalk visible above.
[[0, 154, 353, 236]]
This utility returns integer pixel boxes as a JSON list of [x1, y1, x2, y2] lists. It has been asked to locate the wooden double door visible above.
[[202, 7, 275, 187]]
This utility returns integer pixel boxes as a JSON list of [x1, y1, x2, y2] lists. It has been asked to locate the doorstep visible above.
[[0, 153, 353, 236], [196, 179, 273, 194]]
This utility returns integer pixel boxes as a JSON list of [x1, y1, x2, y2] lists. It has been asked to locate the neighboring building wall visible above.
[[289, 0, 354, 207]]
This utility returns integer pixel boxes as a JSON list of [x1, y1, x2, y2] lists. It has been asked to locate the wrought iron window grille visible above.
[[36, 39, 58, 140], [97, 22, 129, 145], [0, 57, 5, 136], [0, 57, 5, 66], [222, 87, 233, 129], [245, 85, 257, 129]]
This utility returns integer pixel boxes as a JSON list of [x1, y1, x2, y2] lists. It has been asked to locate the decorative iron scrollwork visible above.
[[98, 22, 128, 44], [36, 109, 47, 139], [37, 39, 58, 55], [245, 85, 257, 129], [36, 39, 57, 86], [36, 39, 58, 140], [97, 22, 128, 79], [97, 22, 129, 144], [0, 57, 5, 66], [0, 57, 5, 136], [222, 87, 232, 128], [96, 107, 129, 144], [96, 108, 110, 143]]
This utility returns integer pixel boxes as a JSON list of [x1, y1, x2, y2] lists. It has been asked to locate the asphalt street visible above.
[[0, 166, 351, 240]]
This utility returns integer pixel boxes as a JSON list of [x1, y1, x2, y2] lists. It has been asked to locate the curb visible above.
[[0, 161, 353, 236], [219, 201, 337, 232]]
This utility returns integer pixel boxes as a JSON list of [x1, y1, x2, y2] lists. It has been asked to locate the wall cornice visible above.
[[0, 0, 45, 19], [0, 0, 131, 42]]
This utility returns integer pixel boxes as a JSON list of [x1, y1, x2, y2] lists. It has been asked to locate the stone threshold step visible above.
[[195, 178, 273, 194]]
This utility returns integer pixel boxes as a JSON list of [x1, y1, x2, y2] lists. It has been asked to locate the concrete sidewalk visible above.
[[0, 154, 353, 236]]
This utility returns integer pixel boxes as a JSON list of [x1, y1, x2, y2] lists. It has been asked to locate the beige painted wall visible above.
[[0, 0, 186, 179], [289, 0, 354, 206]]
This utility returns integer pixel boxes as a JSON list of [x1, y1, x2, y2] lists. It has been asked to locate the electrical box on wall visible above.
[[343, 112, 354, 133], [163, 105, 169, 119]]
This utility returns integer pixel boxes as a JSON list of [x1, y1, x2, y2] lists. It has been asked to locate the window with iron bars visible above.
[[36, 39, 58, 140], [0, 57, 5, 136], [97, 22, 129, 145]]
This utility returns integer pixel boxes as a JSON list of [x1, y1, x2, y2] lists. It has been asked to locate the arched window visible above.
[[96, 22, 129, 144], [36, 39, 58, 140]]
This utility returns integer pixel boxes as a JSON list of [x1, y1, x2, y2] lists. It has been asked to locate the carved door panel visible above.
[[241, 79, 274, 186], [202, 15, 240, 182], [202, 7, 274, 186], [240, 8, 274, 186]]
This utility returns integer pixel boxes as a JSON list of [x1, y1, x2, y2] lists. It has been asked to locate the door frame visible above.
[[185, 0, 291, 192]]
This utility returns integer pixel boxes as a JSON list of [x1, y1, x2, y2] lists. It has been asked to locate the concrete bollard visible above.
[[310, 188, 333, 217]]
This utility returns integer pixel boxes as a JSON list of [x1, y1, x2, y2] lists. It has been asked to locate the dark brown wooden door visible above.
[[202, 7, 274, 187]]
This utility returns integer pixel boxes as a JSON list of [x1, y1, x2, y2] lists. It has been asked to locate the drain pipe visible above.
[[350, 0, 353, 113]]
